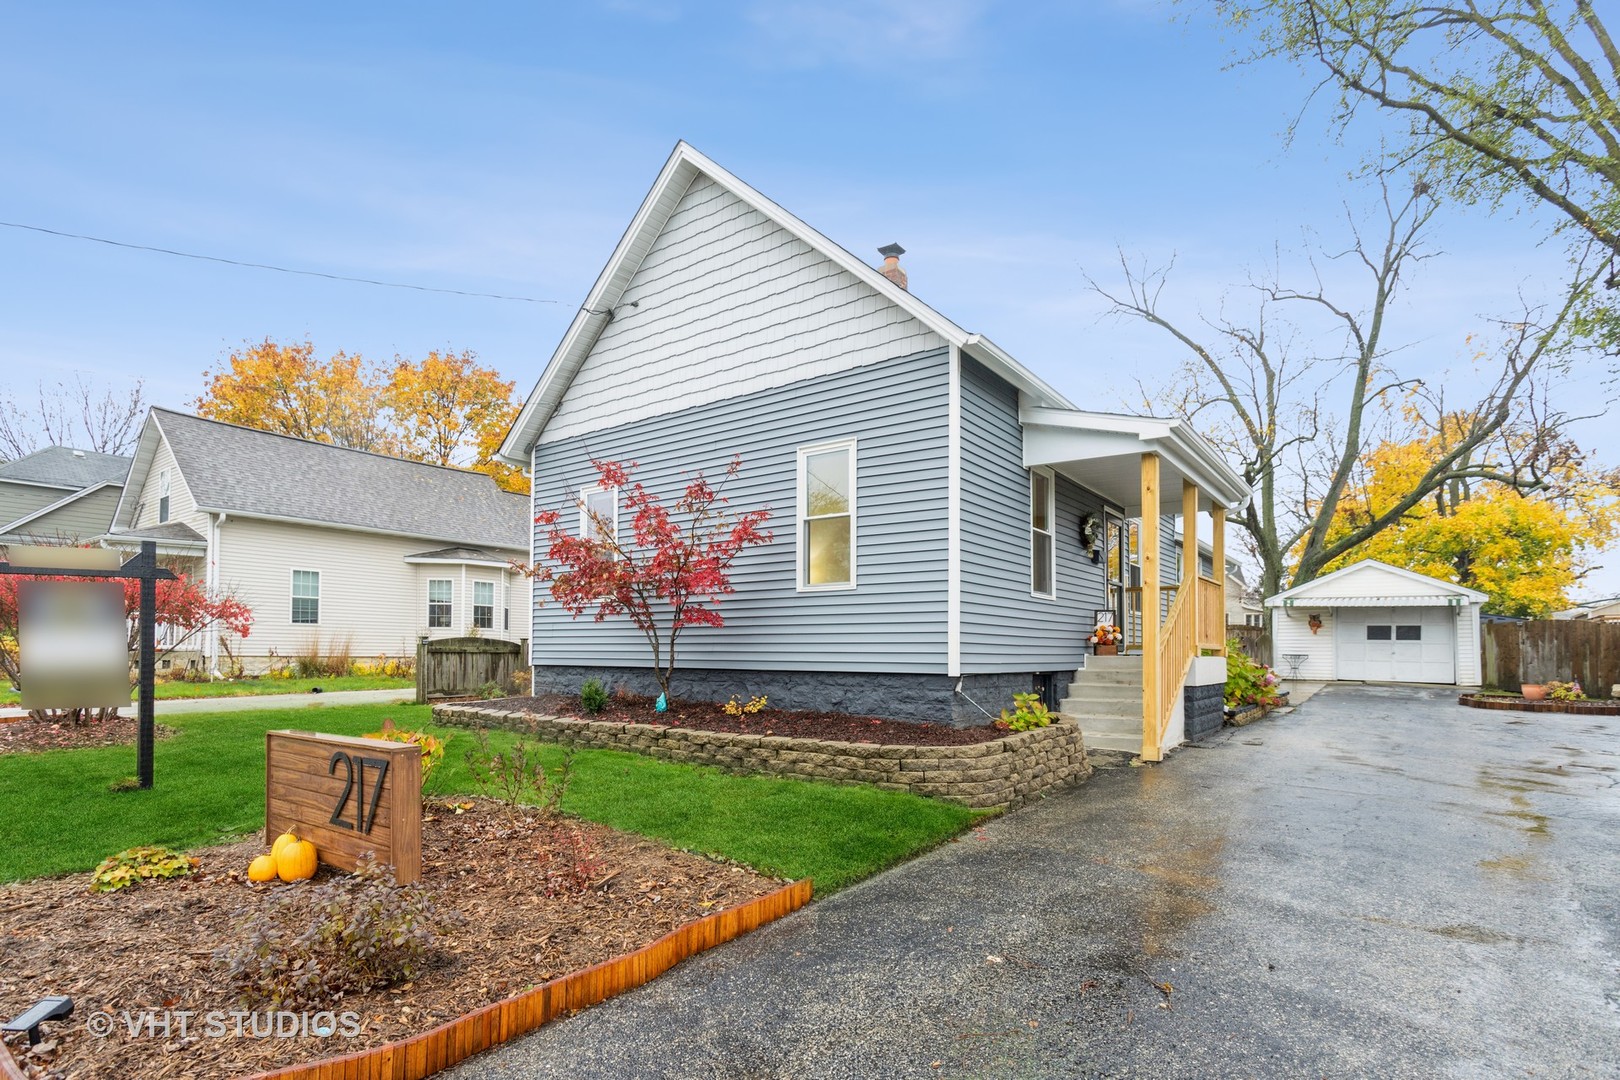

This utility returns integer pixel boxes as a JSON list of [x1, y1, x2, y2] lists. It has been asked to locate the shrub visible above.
[[90, 845, 199, 893], [995, 692, 1054, 732], [353, 654, 415, 678], [721, 693, 767, 717], [464, 728, 575, 820], [1547, 679, 1587, 701], [507, 667, 531, 697], [216, 858, 452, 1010], [362, 718, 448, 787], [580, 678, 609, 714], [294, 635, 356, 678], [536, 823, 603, 896], [1225, 638, 1284, 708], [477, 679, 503, 700]]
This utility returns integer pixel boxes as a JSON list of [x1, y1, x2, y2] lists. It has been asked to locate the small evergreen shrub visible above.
[[216, 858, 452, 1010], [579, 678, 609, 714]]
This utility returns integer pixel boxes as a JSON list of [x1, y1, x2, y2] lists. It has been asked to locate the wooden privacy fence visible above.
[[1482, 620, 1620, 697], [415, 637, 524, 703], [1227, 624, 1272, 666]]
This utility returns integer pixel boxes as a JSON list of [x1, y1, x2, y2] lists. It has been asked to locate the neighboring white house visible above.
[[98, 408, 531, 673], [1264, 559, 1485, 685]]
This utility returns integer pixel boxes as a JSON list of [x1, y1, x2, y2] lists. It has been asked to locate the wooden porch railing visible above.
[[1149, 583, 1196, 757], [1196, 576, 1224, 650]]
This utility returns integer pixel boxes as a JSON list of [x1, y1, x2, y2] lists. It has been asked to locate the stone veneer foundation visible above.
[[433, 706, 1094, 810]]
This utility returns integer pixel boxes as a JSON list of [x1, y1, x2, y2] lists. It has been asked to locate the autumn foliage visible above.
[[524, 457, 772, 703], [194, 339, 524, 493], [0, 566, 253, 719]]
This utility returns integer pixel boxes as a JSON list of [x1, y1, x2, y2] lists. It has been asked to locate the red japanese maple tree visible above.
[[0, 564, 253, 722], [525, 456, 772, 704]]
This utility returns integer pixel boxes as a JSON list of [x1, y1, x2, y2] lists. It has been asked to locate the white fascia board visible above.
[[403, 557, 520, 569], [1020, 408, 1250, 511], [0, 476, 78, 492], [499, 141, 1083, 463], [1266, 558, 1489, 606], [196, 508, 527, 554], [110, 413, 163, 530], [0, 480, 119, 533]]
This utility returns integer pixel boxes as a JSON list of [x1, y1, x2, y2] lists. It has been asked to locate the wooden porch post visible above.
[[1140, 453, 1161, 762], [1182, 479, 1198, 638], [1212, 504, 1227, 656]]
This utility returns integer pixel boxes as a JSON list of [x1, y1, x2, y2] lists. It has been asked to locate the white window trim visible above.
[[1030, 466, 1057, 601], [578, 484, 619, 545], [472, 579, 496, 630], [290, 568, 320, 626], [426, 577, 454, 630], [796, 438, 858, 593]]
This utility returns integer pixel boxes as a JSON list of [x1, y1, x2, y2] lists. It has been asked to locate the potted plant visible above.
[[1091, 621, 1123, 656], [1520, 683, 1548, 701]]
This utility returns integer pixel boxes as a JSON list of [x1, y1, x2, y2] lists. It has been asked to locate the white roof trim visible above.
[[1265, 558, 1488, 607], [402, 556, 517, 569], [497, 141, 1076, 465], [1020, 405, 1250, 510], [110, 413, 164, 531], [0, 480, 120, 534], [1274, 594, 1470, 608]]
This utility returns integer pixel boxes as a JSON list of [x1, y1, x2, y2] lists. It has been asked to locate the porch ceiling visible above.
[[1020, 407, 1249, 514]]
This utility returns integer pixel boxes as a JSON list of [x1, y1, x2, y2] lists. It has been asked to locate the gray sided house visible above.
[[101, 408, 531, 674], [0, 446, 131, 547], [500, 143, 1249, 759]]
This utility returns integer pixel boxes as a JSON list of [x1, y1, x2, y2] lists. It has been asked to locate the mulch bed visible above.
[[1457, 693, 1620, 715], [0, 799, 779, 1079], [486, 693, 1012, 746], [0, 714, 176, 755]]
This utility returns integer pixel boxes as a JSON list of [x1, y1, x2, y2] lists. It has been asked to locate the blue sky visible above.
[[3, 1, 1611, 595]]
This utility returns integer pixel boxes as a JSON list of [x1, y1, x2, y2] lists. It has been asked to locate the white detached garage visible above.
[[1264, 560, 1485, 686]]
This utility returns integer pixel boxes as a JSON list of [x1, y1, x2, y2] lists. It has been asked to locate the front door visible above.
[[1104, 511, 1129, 642]]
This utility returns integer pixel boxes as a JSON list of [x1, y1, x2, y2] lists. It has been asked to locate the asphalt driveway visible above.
[[447, 685, 1620, 1079]]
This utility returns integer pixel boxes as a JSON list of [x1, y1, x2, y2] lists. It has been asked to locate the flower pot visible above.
[[1520, 683, 1548, 702], [1095, 643, 1118, 656]]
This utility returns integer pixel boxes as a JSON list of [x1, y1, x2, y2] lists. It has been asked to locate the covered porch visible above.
[[1022, 407, 1249, 760]]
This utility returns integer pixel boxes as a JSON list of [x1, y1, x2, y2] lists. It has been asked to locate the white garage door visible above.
[[1334, 606, 1456, 684]]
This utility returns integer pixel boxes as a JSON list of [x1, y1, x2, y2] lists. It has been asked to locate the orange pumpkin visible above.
[[247, 854, 278, 883], [275, 839, 318, 882], [271, 831, 299, 858]]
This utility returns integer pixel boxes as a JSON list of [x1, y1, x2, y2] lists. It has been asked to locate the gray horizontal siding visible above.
[[531, 348, 950, 674], [959, 356, 1103, 673]]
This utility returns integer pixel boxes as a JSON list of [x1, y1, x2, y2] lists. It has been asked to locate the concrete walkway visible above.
[[446, 685, 1620, 1079], [0, 686, 413, 719]]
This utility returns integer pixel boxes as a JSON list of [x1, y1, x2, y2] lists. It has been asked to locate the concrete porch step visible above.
[[1059, 697, 1138, 720], [1080, 730, 1142, 754], [1064, 712, 1141, 736]]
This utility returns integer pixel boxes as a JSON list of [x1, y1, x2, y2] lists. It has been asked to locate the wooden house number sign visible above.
[[265, 730, 422, 884]]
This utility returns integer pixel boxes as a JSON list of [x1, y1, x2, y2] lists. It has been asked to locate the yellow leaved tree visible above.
[[1321, 411, 1620, 617], [194, 339, 526, 494]]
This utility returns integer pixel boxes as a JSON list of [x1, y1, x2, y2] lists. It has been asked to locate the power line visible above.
[[0, 219, 566, 304]]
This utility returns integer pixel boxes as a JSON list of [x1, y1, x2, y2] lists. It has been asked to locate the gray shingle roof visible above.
[[0, 447, 131, 489], [150, 409, 529, 551], [105, 522, 207, 545], [404, 546, 514, 562]]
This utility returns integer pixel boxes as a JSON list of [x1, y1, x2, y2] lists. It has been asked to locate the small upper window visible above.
[[291, 570, 319, 625], [580, 486, 618, 545], [799, 441, 855, 589], [1366, 625, 1393, 641], [427, 579, 453, 629], [1030, 468, 1055, 599], [159, 470, 171, 524], [1396, 625, 1422, 641], [473, 581, 495, 630]]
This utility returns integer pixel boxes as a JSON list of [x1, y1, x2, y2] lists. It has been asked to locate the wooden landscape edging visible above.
[[245, 877, 812, 1080], [1457, 693, 1620, 715], [0, 1041, 26, 1080]]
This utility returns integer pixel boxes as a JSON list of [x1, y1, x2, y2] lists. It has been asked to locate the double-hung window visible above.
[[580, 486, 618, 545], [427, 579, 453, 628], [158, 470, 171, 524], [473, 581, 495, 630], [798, 440, 856, 589], [1030, 468, 1055, 599], [291, 570, 319, 624]]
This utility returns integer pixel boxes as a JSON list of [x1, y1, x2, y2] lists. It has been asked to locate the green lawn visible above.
[[0, 703, 983, 893], [0, 674, 413, 705]]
